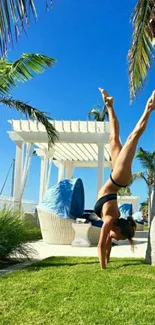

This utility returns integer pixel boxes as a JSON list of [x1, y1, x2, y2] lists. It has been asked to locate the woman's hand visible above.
[[98, 216, 113, 269]]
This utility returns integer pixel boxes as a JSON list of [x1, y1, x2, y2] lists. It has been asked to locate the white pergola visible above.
[[7, 120, 112, 204]]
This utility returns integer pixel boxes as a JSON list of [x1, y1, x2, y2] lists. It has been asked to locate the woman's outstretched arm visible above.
[[106, 234, 112, 263], [97, 216, 113, 269]]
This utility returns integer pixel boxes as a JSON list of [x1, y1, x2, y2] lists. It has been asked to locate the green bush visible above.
[[0, 207, 36, 261], [22, 226, 42, 242]]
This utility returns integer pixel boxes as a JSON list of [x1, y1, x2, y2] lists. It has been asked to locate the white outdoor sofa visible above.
[[38, 208, 101, 246]]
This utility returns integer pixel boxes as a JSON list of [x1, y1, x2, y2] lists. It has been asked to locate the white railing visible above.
[[0, 195, 139, 214], [0, 196, 38, 212], [118, 196, 139, 213]]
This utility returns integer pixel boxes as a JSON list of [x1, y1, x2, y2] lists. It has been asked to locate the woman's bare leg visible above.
[[99, 88, 122, 169], [112, 91, 155, 185]]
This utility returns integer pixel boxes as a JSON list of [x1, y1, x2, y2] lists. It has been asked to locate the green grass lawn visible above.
[[1, 257, 155, 325]]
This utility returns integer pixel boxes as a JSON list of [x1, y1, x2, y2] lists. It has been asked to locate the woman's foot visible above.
[[147, 90, 155, 111], [98, 88, 114, 107]]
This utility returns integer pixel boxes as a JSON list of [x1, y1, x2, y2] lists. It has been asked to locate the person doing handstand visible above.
[[94, 88, 155, 269]]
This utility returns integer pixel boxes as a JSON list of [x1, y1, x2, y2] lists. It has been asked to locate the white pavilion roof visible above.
[[8, 120, 112, 167]]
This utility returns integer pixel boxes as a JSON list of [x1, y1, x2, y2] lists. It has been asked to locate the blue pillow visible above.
[[119, 203, 133, 219], [37, 178, 85, 219]]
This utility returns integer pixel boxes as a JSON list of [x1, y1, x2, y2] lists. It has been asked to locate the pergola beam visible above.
[[62, 160, 111, 168], [8, 131, 110, 144]]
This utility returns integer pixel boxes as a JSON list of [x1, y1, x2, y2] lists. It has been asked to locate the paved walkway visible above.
[[31, 231, 148, 260], [0, 231, 148, 276]]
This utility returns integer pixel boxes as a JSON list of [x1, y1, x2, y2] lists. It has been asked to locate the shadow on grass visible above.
[[26, 256, 146, 272], [27, 256, 99, 271], [108, 258, 146, 270], [0, 259, 17, 270]]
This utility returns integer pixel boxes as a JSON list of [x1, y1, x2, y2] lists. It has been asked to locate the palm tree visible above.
[[129, 1, 155, 100], [132, 147, 155, 221], [88, 104, 109, 121], [129, 3, 155, 266], [139, 200, 148, 218], [118, 186, 132, 196], [0, 1, 52, 56], [0, 53, 58, 145], [132, 170, 152, 210], [131, 147, 155, 264]]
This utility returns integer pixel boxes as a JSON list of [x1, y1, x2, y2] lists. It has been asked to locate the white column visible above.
[[46, 158, 53, 190], [13, 141, 24, 203], [39, 155, 48, 202], [66, 162, 74, 179], [58, 163, 65, 183], [20, 144, 33, 202], [97, 143, 104, 196]]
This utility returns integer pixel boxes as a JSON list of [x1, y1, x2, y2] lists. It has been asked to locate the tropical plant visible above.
[[132, 148, 155, 220], [0, 1, 52, 56], [88, 104, 109, 121], [118, 186, 132, 196], [129, 1, 155, 100], [145, 188, 155, 265], [23, 227, 42, 242], [0, 53, 58, 145], [0, 207, 34, 261], [139, 200, 148, 217], [131, 147, 155, 264], [132, 147, 155, 217]]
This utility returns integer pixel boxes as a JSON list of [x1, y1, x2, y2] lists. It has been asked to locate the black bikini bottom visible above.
[[110, 171, 128, 188], [94, 193, 117, 218]]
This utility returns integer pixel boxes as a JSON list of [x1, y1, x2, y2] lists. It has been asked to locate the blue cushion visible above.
[[119, 203, 133, 219], [37, 178, 85, 220], [91, 219, 103, 228]]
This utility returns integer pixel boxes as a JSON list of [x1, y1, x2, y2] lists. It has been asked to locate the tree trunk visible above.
[[148, 187, 151, 226], [145, 187, 155, 265]]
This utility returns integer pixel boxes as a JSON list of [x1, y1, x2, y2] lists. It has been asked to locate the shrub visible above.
[[22, 226, 42, 242], [0, 207, 35, 261]]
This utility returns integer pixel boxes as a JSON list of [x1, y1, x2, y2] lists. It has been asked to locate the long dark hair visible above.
[[116, 216, 136, 246]]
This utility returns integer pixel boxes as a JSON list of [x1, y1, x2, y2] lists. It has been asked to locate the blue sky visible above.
[[0, 0, 155, 209]]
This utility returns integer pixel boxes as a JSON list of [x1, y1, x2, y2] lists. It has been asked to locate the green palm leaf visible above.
[[118, 186, 132, 196], [128, 0, 154, 100], [0, 53, 56, 95], [136, 147, 155, 171], [0, 97, 58, 145], [132, 171, 148, 185], [0, 0, 52, 56], [88, 104, 109, 121], [139, 200, 148, 213], [88, 109, 102, 121]]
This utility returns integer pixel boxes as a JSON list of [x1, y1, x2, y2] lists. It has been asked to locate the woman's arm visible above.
[[97, 215, 113, 269], [106, 234, 112, 263]]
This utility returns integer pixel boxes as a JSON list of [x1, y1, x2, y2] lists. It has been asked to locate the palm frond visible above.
[[136, 147, 155, 171], [139, 200, 148, 213], [0, 0, 52, 56], [0, 53, 56, 95], [88, 109, 101, 121], [0, 97, 58, 146], [88, 104, 109, 121], [128, 0, 154, 100], [131, 171, 149, 185], [118, 186, 132, 196]]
